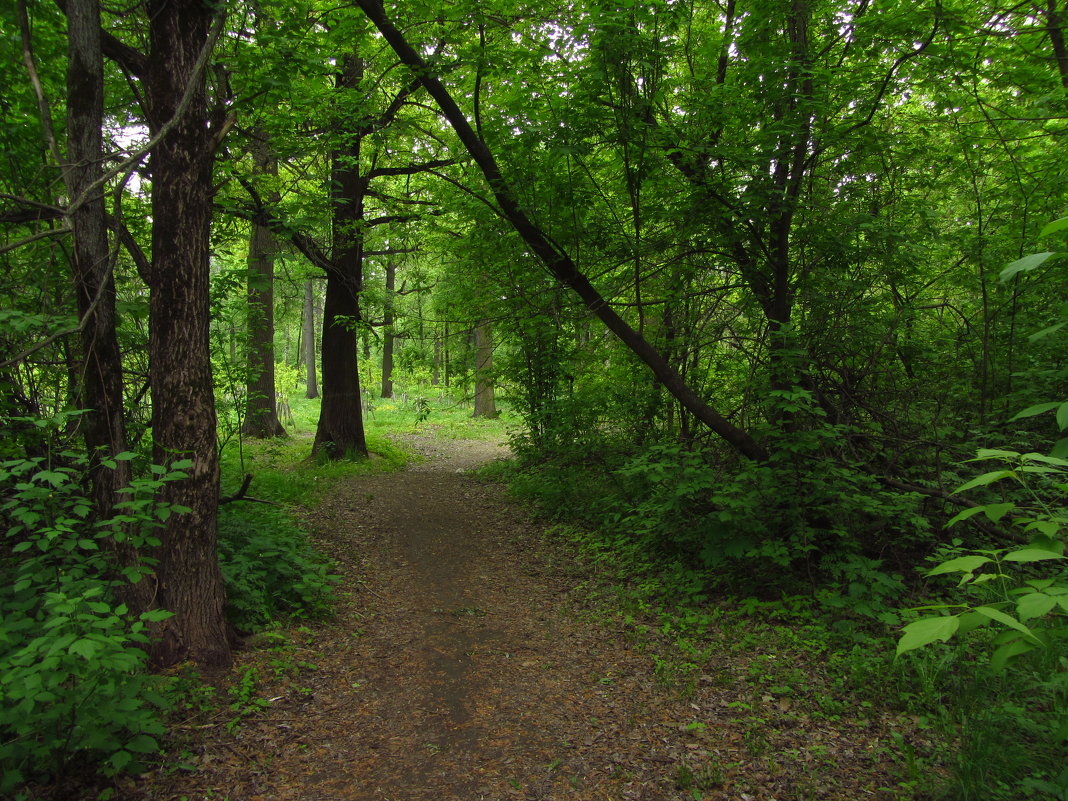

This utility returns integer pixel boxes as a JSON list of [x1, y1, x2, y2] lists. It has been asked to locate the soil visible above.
[[124, 434, 916, 801]]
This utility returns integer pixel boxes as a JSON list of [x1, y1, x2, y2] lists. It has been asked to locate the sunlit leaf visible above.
[[1001, 251, 1057, 280], [1009, 402, 1060, 422], [927, 555, 993, 576], [896, 615, 960, 657], [1016, 592, 1057, 620], [1039, 217, 1068, 237], [973, 606, 1039, 640], [1002, 548, 1066, 563]]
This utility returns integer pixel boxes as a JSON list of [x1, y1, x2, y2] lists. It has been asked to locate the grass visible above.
[[219, 386, 514, 499]]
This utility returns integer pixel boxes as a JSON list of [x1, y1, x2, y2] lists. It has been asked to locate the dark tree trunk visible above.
[[380, 260, 396, 398], [303, 279, 319, 399], [473, 319, 497, 418], [145, 0, 230, 667], [314, 52, 368, 459], [241, 131, 286, 438], [66, 0, 153, 611]]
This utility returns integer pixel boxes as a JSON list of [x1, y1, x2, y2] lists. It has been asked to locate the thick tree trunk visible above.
[[303, 279, 319, 399], [145, 0, 230, 667], [355, 0, 766, 461], [65, 0, 153, 611], [380, 260, 396, 398], [241, 132, 286, 438], [314, 52, 368, 459], [473, 319, 497, 418]]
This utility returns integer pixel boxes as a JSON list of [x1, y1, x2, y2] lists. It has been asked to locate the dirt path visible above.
[[130, 436, 906, 801]]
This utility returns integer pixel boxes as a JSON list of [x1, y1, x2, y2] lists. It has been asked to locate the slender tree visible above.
[[241, 128, 286, 438]]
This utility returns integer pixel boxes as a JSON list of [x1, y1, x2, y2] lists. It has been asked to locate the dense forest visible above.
[[2, 0, 1067, 797]]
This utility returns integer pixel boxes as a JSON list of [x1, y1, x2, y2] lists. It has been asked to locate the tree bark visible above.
[[303, 279, 319, 399], [354, 0, 766, 460], [144, 0, 230, 667], [314, 51, 368, 459], [65, 0, 153, 612], [241, 130, 286, 438], [432, 331, 441, 386], [381, 260, 396, 398], [473, 319, 497, 418]]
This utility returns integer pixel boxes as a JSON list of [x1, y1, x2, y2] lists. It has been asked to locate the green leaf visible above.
[[68, 639, 98, 660], [110, 749, 133, 772], [981, 503, 1016, 523], [954, 470, 1016, 493], [1002, 548, 1066, 563], [1054, 716, 1068, 742], [1021, 452, 1068, 467], [972, 448, 1021, 460], [1028, 322, 1066, 343], [1009, 402, 1061, 422], [1001, 251, 1057, 280], [956, 611, 990, 636], [896, 616, 960, 657], [973, 606, 1039, 641], [1039, 216, 1068, 237], [1059, 402, 1068, 432], [945, 506, 987, 527], [1017, 592, 1057, 620], [990, 637, 1036, 672], [125, 734, 158, 754], [927, 555, 992, 576]]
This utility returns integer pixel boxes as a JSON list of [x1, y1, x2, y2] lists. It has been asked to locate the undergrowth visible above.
[[490, 426, 1067, 800]]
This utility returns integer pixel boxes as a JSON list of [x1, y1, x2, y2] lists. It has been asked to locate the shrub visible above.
[[216, 502, 335, 632], [0, 452, 177, 793]]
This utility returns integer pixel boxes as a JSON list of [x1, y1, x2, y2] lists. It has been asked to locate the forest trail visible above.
[[131, 435, 902, 801]]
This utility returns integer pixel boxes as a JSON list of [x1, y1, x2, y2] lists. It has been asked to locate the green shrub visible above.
[[216, 503, 336, 632], [0, 452, 177, 793]]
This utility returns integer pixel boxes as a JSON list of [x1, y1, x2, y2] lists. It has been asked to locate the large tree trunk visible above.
[[314, 52, 368, 459], [65, 0, 153, 612], [355, 0, 766, 461], [473, 319, 497, 418], [241, 131, 286, 438], [145, 0, 230, 667], [380, 260, 396, 398], [303, 279, 319, 399]]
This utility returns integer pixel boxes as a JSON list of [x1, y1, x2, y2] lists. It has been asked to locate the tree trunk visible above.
[[303, 279, 319, 399], [145, 0, 230, 667], [432, 331, 441, 386], [241, 131, 286, 438], [473, 319, 497, 418], [443, 322, 450, 388], [381, 260, 396, 398], [314, 52, 368, 459], [65, 0, 153, 612]]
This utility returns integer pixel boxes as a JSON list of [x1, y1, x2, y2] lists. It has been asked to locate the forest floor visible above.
[[125, 432, 922, 801]]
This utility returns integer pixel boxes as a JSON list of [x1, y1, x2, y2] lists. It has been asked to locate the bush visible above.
[[216, 502, 336, 632], [0, 452, 177, 793]]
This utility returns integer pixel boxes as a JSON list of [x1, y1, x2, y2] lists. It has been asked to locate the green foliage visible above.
[[216, 503, 336, 632], [0, 450, 182, 792], [892, 236, 1068, 797]]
